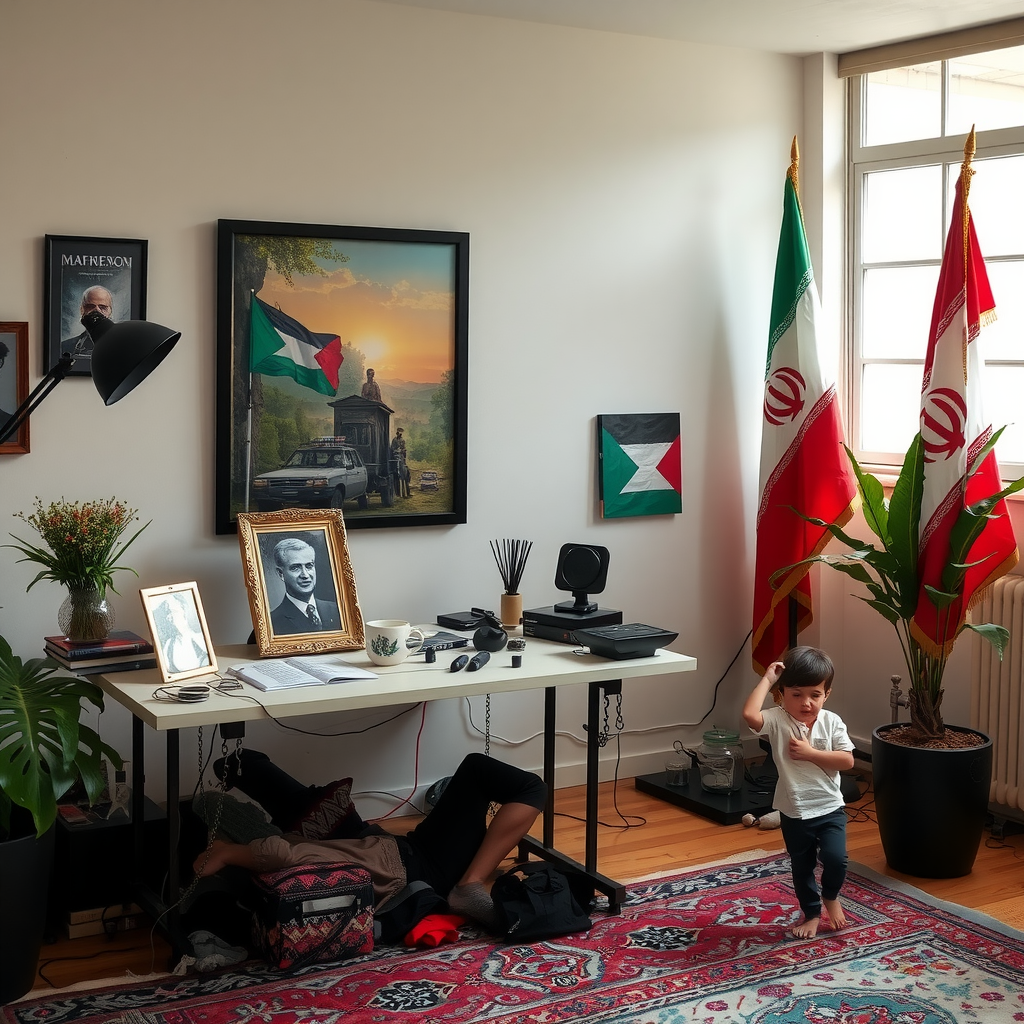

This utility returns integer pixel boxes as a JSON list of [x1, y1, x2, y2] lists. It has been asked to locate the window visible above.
[[850, 45, 1024, 476]]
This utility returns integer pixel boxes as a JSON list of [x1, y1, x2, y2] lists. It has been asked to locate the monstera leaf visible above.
[[0, 636, 121, 838]]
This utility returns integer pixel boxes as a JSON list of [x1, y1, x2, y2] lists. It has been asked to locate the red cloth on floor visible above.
[[404, 913, 466, 947]]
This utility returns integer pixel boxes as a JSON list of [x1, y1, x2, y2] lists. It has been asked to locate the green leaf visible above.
[[0, 638, 121, 838], [924, 584, 959, 609], [961, 621, 1010, 659], [844, 445, 889, 542], [887, 434, 923, 593], [855, 595, 902, 624]]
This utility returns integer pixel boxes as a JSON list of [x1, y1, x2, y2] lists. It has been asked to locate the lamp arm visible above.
[[0, 353, 75, 445]]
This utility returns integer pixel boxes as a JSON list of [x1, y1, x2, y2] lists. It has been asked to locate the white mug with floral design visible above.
[[365, 619, 426, 666]]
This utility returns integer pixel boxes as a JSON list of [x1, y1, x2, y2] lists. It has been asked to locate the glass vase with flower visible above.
[[6, 497, 149, 641]]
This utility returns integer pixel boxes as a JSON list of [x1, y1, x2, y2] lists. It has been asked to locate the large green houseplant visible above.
[[0, 634, 121, 1003], [779, 429, 1024, 742], [776, 428, 1024, 876]]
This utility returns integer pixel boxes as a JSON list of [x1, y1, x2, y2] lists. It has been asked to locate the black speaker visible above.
[[553, 543, 609, 615]]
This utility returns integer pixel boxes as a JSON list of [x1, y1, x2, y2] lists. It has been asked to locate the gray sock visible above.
[[448, 882, 501, 932]]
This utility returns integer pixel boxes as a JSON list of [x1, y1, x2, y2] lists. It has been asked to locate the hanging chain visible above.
[[484, 693, 491, 757], [587, 692, 625, 748]]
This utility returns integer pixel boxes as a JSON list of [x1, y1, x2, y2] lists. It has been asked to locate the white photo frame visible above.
[[140, 581, 218, 683]]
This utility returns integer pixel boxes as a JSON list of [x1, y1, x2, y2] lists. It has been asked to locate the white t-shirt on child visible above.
[[753, 706, 854, 820]]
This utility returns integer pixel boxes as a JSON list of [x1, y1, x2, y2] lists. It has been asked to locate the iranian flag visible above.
[[752, 139, 857, 674], [599, 413, 682, 518], [912, 131, 1018, 656], [250, 293, 343, 396]]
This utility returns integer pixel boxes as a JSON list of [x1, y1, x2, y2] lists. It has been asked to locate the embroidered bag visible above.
[[251, 862, 374, 969]]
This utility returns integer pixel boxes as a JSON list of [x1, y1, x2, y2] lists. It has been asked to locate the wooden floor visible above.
[[29, 774, 1024, 995]]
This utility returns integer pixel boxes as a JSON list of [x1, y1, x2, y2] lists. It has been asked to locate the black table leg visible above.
[[518, 678, 627, 912], [167, 729, 180, 908]]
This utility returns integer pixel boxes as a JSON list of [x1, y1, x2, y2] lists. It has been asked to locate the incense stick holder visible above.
[[500, 593, 523, 628]]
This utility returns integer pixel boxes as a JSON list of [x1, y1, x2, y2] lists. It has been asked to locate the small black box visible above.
[[48, 798, 167, 922], [522, 606, 622, 644]]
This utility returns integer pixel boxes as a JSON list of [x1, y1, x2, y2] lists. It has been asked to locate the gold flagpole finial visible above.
[[788, 135, 801, 206], [961, 126, 976, 278], [961, 125, 976, 206]]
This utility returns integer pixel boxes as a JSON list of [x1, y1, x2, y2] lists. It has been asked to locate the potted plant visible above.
[[6, 497, 148, 641], [777, 430, 1024, 878], [0, 635, 121, 1004]]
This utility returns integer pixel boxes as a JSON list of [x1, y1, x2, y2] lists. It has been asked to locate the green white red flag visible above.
[[250, 293, 342, 396], [752, 140, 857, 674], [912, 132, 1017, 656]]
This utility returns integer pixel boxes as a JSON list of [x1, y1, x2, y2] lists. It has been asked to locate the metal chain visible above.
[[484, 693, 491, 757], [591, 693, 625, 748]]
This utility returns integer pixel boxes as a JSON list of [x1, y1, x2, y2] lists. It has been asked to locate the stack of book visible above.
[[44, 629, 157, 675], [65, 902, 146, 939]]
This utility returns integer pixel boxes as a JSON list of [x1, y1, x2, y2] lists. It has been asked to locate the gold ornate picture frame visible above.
[[140, 581, 218, 684], [236, 508, 364, 656]]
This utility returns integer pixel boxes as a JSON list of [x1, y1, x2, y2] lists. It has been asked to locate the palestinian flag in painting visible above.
[[250, 293, 343, 396], [598, 413, 682, 518], [912, 132, 1018, 657], [751, 139, 857, 675]]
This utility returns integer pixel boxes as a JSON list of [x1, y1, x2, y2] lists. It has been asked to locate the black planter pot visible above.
[[872, 723, 992, 879], [0, 811, 55, 1004]]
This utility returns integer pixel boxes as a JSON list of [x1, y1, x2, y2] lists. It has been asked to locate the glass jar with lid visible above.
[[697, 729, 744, 793]]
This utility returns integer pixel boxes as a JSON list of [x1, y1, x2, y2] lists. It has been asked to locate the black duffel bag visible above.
[[490, 861, 593, 942]]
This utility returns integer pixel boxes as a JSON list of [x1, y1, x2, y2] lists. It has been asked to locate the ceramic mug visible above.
[[365, 619, 426, 666]]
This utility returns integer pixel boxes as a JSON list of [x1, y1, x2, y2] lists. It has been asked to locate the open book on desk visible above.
[[227, 655, 378, 691]]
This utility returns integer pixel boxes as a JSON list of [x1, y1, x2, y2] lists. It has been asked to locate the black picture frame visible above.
[[216, 219, 469, 534], [0, 322, 30, 454], [43, 235, 148, 376]]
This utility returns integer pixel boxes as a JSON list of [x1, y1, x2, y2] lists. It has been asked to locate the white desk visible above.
[[97, 638, 696, 949]]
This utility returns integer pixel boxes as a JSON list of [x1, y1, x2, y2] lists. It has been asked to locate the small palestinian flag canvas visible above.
[[598, 413, 682, 518]]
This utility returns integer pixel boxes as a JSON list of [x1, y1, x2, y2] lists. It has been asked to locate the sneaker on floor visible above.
[[757, 810, 781, 830], [741, 813, 758, 827]]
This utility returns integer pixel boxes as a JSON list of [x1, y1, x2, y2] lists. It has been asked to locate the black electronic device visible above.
[[520, 544, 619, 644], [466, 651, 490, 672], [573, 622, 678, 660], [437, 610, 485, 630], [420, 631, 470, 653], [472, 611, 508, 653], [553, 543, 609, 615], [449, 655, 470, 672]]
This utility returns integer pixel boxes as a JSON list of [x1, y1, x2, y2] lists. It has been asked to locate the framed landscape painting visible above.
[[215, 219, 469, 534]]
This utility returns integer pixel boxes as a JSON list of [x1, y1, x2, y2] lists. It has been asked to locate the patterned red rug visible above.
[[7, 853, 1024, 1023]]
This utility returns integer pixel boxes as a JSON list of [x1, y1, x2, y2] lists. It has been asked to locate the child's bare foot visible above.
[[790, 915, 820, 938], [193, 838, 235, 877], [823, 897, 847, 930]]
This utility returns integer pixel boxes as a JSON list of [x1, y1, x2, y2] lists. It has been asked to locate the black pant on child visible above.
[[215, 750, 547, 897], [779, 807, 848, 919]]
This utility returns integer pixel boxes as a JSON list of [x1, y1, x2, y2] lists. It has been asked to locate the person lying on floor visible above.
[[191, 750, 546, 934]]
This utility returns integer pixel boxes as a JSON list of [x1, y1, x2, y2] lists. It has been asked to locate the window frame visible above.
[[848, 63, 1024, 479]]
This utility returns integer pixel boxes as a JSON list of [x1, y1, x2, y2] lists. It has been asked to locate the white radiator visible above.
[[970, 574, 1024, 811]]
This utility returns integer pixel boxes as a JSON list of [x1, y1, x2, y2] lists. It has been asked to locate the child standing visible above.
[[742, 646, 855, 938]]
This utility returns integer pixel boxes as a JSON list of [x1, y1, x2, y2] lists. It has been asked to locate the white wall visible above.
[[1, 0, 803, 811]]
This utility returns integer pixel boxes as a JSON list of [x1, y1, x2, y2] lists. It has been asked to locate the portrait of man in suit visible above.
[[268, 534, 342, 635]]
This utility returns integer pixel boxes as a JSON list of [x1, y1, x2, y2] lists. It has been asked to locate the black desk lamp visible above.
[[0, 311, 180, 445]]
